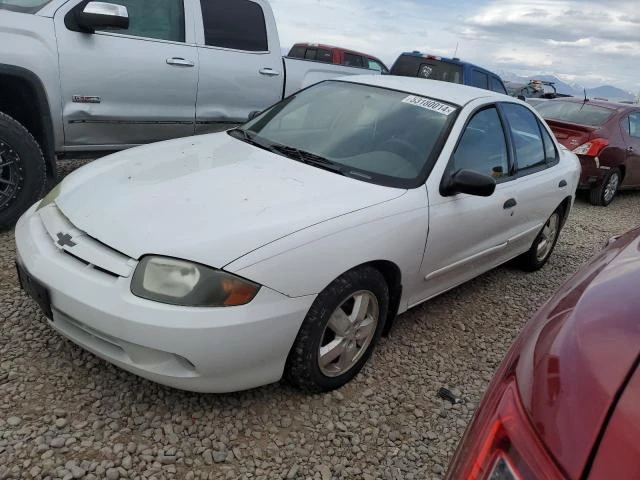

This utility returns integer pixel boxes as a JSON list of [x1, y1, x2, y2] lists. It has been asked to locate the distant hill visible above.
[[497, 70, 635, 102]]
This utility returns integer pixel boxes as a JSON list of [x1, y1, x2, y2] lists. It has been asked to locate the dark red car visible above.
[[287, 43, 389, 73], [446, 225, 640, 480], [536, 98, 640, 206]]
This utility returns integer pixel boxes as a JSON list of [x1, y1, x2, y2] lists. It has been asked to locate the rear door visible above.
[[55, 0, 198, 148], [415, 105, 520, 305], [194, 0, 284, 134], [499, 102, 567, 252], [620, 111, 640, 186]]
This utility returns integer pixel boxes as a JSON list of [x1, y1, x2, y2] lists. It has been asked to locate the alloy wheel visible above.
[[603, 172, 619, 204], [0, 139, 23, 210], [536, 212, 560, 263], [318, 291, 379, 377]]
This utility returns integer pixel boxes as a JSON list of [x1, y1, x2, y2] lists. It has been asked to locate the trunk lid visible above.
[[544, 119, 597, 150]]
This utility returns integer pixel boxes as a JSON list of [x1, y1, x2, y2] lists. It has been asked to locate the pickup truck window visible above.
[[0, 0, 52, 13], [99, 0, 185, 42], [472, 70, 488, 89], [490, 76, 508, 95], [344, 53, 364, 68], [288, 46, 306, 58], [200, 0, 268, 52]]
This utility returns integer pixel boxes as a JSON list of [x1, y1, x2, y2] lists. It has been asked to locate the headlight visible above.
[[131, 256, 260, 307], [37, 183, 61, 210]]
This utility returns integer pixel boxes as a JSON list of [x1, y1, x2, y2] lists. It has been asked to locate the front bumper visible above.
[[15, 204, 315, 393]]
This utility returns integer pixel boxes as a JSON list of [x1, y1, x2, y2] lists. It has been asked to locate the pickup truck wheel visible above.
[[0, 112, 46, 230], [589, 168, 620, 207], [284, 266, 389, 393]]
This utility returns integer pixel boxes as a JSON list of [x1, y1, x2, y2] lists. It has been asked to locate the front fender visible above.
[[225, 188, 428, 304]]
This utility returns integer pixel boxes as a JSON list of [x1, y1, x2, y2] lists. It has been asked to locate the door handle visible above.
[[503, 198, 517, 209], [627, 146, 634, 152], [166, 57, 195, 67], [559, 179, 567, 188], [259, 67, 280, 76]]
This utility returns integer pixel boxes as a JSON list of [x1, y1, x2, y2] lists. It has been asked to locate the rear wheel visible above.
[[285, 266, 389, 393], [518, 207, 562, 271], [589, 168, 620, 206], [0, 112, 46, 230]]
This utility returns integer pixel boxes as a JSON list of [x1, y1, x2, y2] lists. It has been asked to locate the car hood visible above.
[[55, 133, 405, 267], [514, 226, 640, 479]]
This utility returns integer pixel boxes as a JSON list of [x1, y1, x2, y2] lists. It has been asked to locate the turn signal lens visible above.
[[131, 256, 260, 307], [572, 138, 609, 156]]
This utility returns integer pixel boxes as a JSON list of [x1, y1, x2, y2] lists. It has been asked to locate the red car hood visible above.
[[515, 226, 640, 479]]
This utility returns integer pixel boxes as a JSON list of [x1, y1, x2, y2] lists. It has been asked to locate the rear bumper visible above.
[[15, 203, 315, 393], [577, 155, 609, 189]]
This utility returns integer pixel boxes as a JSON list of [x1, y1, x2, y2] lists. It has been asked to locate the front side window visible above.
[[200, 0, 268, 51], [240, 81, 459, 187], [453, 107, 509, 179], [472, 70, 488, 89], [368, 59, 383, 72], [501, 103, 546, 172], [343, 53, 364, 68], [288, 46, 305, 58], [99, 0, 185, 42]]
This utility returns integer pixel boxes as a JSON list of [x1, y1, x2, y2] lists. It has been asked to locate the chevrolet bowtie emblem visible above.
[[56, 232, 76, 247]]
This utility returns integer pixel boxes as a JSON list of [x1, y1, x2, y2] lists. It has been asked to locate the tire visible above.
[[285, 266, 389, 393], [0, 112, 46, 230], [589, 168, 620, 207], [518, 207, 563, 272]]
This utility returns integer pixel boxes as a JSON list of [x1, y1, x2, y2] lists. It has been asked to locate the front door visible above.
[[411, 105, 520, 306], [193, 0, 284, 134], [621, 111, 640, 186], [55, 0, 198, 148]]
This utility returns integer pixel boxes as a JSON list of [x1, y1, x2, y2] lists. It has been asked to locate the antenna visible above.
[[583, 88, 588, 103], [453, 42, 459, 58]]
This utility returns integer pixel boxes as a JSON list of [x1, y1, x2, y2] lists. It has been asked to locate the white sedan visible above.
[[15, 76, 580, 393]]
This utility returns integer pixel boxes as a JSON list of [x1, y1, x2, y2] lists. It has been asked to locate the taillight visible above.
[[446, 380, 566, 480], [571, 138, 609, 156]]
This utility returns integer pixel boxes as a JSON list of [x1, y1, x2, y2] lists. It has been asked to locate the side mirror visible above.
[[76, 2, 129, 32], [441, 168, 496, 197], [247, 110, 261, 121], [517, 95, 526, 101]]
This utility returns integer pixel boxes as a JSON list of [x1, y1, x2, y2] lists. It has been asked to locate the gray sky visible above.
[[271, 0, 639, 92]]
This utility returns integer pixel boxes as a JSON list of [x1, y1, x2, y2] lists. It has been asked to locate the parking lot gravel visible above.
[[1, 158, 639, 480]]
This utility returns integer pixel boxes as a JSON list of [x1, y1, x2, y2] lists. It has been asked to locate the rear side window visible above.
[[453, 107, 510, 180], [626, 112, 640, 138], [472, 70, 488, 89], [288, 46, 305, 58], [391, 56, 462, 83], [98, 0, 185, 42], [304, 48, 317, 60], [343, 53, 364, 68], [490, 76, 507, 94], [200, 0, 268, 51], [501, 103, 546, 172], [317, 49, 332, 63]]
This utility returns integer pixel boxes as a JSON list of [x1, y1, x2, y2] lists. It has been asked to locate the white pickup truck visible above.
[[0, 0, 382, 228]]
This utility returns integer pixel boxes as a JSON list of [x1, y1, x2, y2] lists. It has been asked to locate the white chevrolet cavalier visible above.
[[15, 76, 580, 393]]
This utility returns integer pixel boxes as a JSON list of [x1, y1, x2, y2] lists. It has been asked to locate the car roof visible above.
[[549, 96, 639, 112], [335, 75, 509, 106]]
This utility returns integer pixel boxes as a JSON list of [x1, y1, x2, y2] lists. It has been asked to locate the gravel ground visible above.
[[1, 159, 639, 480]]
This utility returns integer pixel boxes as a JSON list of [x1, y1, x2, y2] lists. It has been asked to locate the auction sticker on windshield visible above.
[[402, 95, 456, 115]]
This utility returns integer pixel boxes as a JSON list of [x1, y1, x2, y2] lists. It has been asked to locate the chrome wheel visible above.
[[536, 212, 560, 263], [0, 139, 22, 210], [603, 172, 619, 204], [318, 291, 379, 377]]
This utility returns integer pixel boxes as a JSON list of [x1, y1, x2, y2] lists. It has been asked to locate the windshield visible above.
[[391, 55, 463, 84], [536, 101, 614, 127], [240, 81, 458, 188], [0, 0, 51, 12]]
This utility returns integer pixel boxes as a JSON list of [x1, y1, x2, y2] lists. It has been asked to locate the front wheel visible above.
[[518, 208, 562, 272], [285, 266, 389, 393], [589, 168, 620, 206], [0, 112, 46, 230]]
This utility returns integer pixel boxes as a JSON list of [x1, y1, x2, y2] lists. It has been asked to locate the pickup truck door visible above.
[[54, 0, 199, 149], [193, 0, 284, 134]]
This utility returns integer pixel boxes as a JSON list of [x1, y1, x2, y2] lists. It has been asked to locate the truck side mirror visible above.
[[76, 2, 129, 32]]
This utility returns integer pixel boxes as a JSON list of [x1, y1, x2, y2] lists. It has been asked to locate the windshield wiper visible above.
[[270, 145, 346, 175]]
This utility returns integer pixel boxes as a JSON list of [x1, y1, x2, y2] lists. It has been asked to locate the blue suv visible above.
[[390, 52, 508, 94]]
